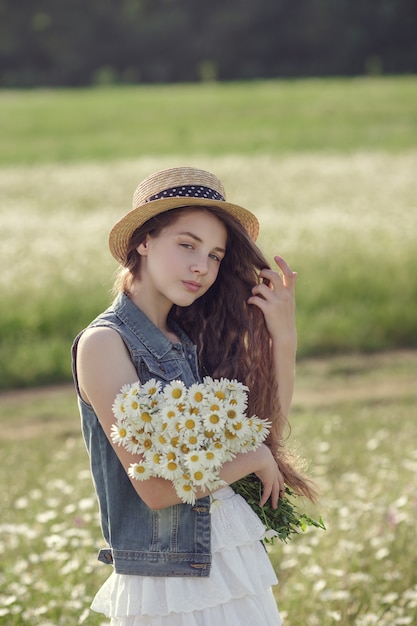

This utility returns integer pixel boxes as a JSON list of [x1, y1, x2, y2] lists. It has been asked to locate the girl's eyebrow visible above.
[[178, 231, 226, 254]]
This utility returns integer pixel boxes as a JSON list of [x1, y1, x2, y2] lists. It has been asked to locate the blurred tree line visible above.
[[1, 0, 416, 87]]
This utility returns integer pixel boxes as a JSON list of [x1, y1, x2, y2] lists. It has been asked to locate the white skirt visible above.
[[91, 486, 282, 626]]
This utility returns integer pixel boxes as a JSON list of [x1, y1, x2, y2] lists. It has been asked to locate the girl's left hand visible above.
[[247, 255, 297, 346]]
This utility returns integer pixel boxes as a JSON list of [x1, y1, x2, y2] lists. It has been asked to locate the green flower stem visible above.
[[232, 474, 326, 543]]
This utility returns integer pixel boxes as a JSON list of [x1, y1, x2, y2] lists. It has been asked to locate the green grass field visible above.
[[0, 77, 416, 166], [1, 76, 417, 624], [1, 351, 416, 625], [1, 76, 416, 389]]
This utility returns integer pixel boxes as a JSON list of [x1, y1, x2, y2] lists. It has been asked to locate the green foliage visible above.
[[0, 0, 416, 86], [232, 477, 326, 543], [0, 78, 416, 166]]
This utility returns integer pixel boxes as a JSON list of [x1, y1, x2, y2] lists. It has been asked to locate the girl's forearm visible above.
[[272, 334, 297, 419], [135, 447, 272, 511]]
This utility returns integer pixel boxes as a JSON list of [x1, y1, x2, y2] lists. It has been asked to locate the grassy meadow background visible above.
[[1, 76, 417, 625]]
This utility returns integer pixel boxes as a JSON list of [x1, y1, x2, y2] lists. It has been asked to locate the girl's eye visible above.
[[209, 253, 221, 263], [180, 243, 194, 250]]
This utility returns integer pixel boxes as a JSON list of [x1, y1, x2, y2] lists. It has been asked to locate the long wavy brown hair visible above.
[[114, 206, 316, 500]]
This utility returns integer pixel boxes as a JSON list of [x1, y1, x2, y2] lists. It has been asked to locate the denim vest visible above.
[[71, 293, 211, 577]]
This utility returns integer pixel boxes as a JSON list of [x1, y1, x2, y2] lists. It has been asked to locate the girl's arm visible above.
[[247, 255, 298, 419], [76, 326, 283, 511]]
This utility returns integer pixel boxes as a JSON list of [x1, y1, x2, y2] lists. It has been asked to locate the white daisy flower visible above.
[[187, 382, 207, 408], [190, 465, 215, 487], [120, 382, 135, 398], [158, 452, 183, 480], [141, 379, 161, 397], [184, 450, 204, 470], [173, 476, 197, 505], [163, 380, 186, 403], [178, 412, 203, 438], [202, 406, 226, 433], [128, 461, 152, 481], [201, 449, 223, 469], [179, 430, 205, 451], [112, 397, 128, 421], [124, 395, 143, 418], [110, 422, 130, 446], [249, 417, 271, 443]]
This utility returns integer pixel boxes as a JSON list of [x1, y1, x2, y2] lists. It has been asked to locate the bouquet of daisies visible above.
[[111, 376, 271, 504]]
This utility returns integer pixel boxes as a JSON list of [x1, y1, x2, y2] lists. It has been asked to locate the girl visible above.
[[72, 167, 315, 626]]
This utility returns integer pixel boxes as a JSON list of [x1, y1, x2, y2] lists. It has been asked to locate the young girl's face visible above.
[[137, 209, 227, 308]]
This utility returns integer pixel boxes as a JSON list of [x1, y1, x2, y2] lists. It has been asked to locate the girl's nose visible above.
[[191, 255, 209, 275]]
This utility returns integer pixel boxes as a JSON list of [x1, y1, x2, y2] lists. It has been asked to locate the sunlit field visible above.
[[1, 351, 416, 625], [1, 77, 416, 625], [1, 151, 416, 387]]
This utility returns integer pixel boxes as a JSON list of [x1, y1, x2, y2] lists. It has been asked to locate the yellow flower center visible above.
[[144, 439, 152, 448], [167, 461, 178, 471], [153, 454, 161, 464], [185, 419, 195, 429], [167, 451, 176, 461], [135, 465, 146, 474], [209, 414, 220, 424], [215, 391, 225, 400], [189, 435, 198, 445], [141, 412, 151, 422], [194, 391, 203, 402], [227, 410, 237, 419], [190, 454, 199, 463], [205, 451, 215, 460], [182, 484, 192, 492], [194, 471, 203, 481], [233, 422, 243, 431], [172, 388, 182, 399], [119, 428, 127, 437]]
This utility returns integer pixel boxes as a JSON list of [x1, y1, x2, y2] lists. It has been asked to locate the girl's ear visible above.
[[137, 235, 150, 256]]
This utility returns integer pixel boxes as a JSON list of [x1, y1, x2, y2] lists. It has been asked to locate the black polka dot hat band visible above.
[[109, 167, 259, 265]]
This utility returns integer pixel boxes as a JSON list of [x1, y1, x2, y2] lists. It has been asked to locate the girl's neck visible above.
[[128, 281, 179, 343]]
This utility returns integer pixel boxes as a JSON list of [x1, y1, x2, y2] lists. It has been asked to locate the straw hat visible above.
[[109, 167, 259, 264]]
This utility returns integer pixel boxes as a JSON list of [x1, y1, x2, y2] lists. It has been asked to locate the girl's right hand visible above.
[[253, 444, 284, 509]]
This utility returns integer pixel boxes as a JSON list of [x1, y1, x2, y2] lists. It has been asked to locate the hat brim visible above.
[[109, 197, 259, 264]]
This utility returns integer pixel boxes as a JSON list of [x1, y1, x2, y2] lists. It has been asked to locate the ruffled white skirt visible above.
[[91, 486, 282, 625]]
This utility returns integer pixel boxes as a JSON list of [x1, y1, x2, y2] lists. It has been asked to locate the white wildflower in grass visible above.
[[110, 376, 270, 504]]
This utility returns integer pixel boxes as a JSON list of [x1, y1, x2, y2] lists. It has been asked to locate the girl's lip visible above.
[[182, 280, 201, 292]]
